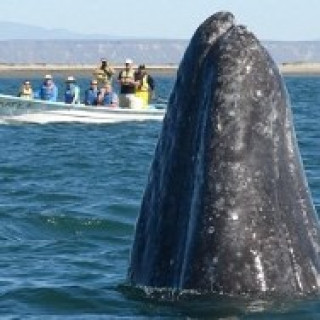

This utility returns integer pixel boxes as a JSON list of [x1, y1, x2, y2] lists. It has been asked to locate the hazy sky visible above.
[[0, 0, 319, 40]]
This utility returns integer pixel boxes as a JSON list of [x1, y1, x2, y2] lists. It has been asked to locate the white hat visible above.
[[44, 74, 52, 80], [125, 58, 133, 64], [66, 76, 75, 82]]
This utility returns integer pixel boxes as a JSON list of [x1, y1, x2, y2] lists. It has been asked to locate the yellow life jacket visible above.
[[20, 87, 33, 98], [94, 67, 114, 81], [104, 67, 114, 79], [137, 74, 149, 92], [120, 69, 135, 82], [93, 69, 105, 81]]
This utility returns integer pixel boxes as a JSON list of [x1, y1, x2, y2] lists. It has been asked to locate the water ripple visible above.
[[0, 76, 320, 318]]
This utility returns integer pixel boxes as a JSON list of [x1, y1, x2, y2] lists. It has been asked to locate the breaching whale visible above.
[[128, 11, 320, 296]]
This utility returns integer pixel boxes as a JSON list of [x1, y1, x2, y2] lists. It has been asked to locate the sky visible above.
[[0, 0, 319, 41]]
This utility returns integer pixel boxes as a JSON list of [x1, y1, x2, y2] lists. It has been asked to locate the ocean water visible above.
[[0, 75, 320, 319]]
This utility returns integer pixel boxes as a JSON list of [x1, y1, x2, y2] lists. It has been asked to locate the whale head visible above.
[[128, 11, 320, 297]]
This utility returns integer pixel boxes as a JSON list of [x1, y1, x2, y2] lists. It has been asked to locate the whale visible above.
[[128, 11, 320, 297]]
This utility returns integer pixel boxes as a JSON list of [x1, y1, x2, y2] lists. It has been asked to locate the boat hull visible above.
[[0, 94, 166, 124]]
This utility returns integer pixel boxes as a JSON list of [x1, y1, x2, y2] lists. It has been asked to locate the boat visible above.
[[0, 94, 166, 124]]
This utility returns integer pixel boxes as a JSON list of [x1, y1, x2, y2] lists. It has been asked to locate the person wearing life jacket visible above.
[[118, 59, 136, 108], [38, 74, 58, 102], [134, 64, 155, 108], [97, 82, 119, 107], [93, 59, 115, 85], [64, 76, 80, 104], [84, 79, 99, 106], [18, 80, 33, 99]]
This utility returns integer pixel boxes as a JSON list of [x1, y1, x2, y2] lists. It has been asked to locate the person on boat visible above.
[[97, 82, 119, 107], [118, 59, 136, 108], [37, 74, 58, 102], [64, 76, 80, 104], [134, 64, 155, 108], [84, 79, 99, 106], [18, 80, 33, 99], [93, 59, 115, 85]]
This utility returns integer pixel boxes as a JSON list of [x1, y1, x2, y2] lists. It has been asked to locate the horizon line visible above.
[[0, 38, 319, 42]]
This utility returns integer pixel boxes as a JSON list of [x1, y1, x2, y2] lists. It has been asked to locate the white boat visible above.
[[0, 94, 166, 124]]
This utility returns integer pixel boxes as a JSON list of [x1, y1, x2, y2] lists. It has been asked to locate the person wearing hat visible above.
[[64, 76, 80, 104], [84, 79, 99, 106], [97, 82, 119, 107], [18, 80, 33, 99], [118, 59, 136, 108], [134, 64, 155, 108], [38, 74, 58, 102], [93, 59, 115, 85]]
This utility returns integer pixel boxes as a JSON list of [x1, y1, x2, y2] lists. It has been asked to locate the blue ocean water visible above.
[[0, 75, 320, 319]]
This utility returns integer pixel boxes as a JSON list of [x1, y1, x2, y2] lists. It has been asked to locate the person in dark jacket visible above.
[[64, 76, 80, 104], [84, 79, 99, 106]]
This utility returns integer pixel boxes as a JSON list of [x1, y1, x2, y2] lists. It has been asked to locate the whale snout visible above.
[[128, 12, 320, 297]]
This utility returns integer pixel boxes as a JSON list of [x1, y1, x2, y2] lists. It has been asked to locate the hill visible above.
[[0, 39, 319, 65], [0, 22, 319, 64], [0, 21, 118, 40]]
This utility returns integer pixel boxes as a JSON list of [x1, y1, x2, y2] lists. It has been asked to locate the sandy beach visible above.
[[0, 62, 319, 76], [0, 63, 178, 77], [279, 62, 320, 75]]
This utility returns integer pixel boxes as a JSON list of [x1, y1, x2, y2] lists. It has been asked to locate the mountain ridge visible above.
[[0, 21, 124, 40], [0, 39, 319, 64], [0, 22, 319, 64]]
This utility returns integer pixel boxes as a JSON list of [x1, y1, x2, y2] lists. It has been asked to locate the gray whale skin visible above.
[[128, 11, 320, 297]]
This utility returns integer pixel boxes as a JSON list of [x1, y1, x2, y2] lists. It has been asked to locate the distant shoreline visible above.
[[0, 62, 320, 76], [279, 62, 320, 75]]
